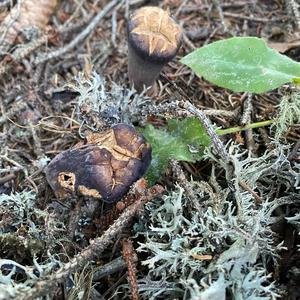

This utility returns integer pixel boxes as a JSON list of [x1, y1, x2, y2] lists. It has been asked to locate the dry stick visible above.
[[178, 101, 266, 203], [0, 10, 93, 76], [34, 0, 119, 65], [18, 200, 143, 300], [288, 138, 300, 161], [158, 75, 230, 162], [162, 75, 266, 204], [203, 108, 238, 119], [92, 256, 128, 281], [171, 160, 202, 211], [238, 180, 262, 205], [241, 93, 253, 125], [67, 199, 83, 239], [29, 122, 43, 158], [179, 100, 230, 162], [0, 0, 21, 49], [0, 173, 15, 185], [180, 1, 255, 12], [212, 0, 227, 31], [222, 12, 275, 22], [17, 185, 163, 300], [122, 239, 139, 300], [156, 80, 263, 204], [96, 179, 149, 232], [241, 93, 256, 152]]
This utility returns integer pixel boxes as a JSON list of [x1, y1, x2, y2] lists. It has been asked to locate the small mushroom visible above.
[[45, 124, 151, 203], [127, 6, 182, 93]]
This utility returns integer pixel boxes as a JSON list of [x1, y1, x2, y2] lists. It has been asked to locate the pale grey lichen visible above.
[[68, 71, 151, 126], [121, 142, 300, 300], [0, 190, 42, 229], [271, 90, 300, 142], [0, 190, 66, 299]]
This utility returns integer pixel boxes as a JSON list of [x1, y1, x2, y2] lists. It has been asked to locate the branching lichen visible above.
[[272, 90, 300, 142], [0, 190, 67, 299], [68, 72, 151, 127], [127, 142, 300, 300]]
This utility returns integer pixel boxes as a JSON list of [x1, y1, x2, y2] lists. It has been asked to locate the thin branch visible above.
[[34, 0, 119, 65], [17, 184, 164, 300], [179, 100, 230, 162], [122, 239, 139, 300]]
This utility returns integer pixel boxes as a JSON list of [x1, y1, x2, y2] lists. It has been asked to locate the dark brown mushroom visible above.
[[45, 124, 151, 203], [127, 6, 182, 93]]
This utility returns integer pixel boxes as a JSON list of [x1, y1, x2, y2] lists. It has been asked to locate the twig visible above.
[[174, 0, 189, 17], [241, 93, 253, 125], [222, 12, 275, 22], [122, 239, 139, 300], [245, 128, 257, 153], [288, 138, 300, 161], [111, 9, 117, 47], [17, 200, 143, 300], [203, 108, 239, 119], [241, 93, 256, 152], [179, 100, 230, 162], [34, 0, 119, 65], [180, 1, 256, 13], [29, 122, 43, 158], [68, 199, 83, 239], [182, 31, 196, 50], [92, 256, 128, 281], [171, 161, 202, 211], [212, 0, 227, 31], [0, 173, 15, 185], [239, 180, 262, 205], [95, 179, 148, 232], [17, 184, 164, 300], [0, 0, 57, 53], [0, 152, 26, 176], [158, 75, 230, 162], [0, 0, 21, 52]]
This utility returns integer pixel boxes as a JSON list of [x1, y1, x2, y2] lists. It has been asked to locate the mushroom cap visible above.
[[45, 124, 152, 203], [127, 6, 182, 63]]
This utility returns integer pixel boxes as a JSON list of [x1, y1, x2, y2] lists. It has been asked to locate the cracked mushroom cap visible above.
[[45, 124, 151, 203], [127, 6, 182, 63]]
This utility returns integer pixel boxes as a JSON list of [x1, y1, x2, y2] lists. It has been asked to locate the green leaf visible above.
[[181, 37, 300, 93], [142, 118, 211, 184]]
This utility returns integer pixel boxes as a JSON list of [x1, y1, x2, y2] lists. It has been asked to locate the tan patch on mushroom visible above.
[[78, 185, 102, 198], [130, 6, 181, 55], [86, 130, 143, 161], [58, 172, 76, 192]]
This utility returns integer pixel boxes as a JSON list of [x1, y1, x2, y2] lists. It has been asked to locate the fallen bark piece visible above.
[[45, 124, 152, 203], [0, 0, 58, 52]]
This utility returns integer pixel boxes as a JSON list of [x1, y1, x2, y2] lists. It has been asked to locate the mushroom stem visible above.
[[128, 42, 164, 92]]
